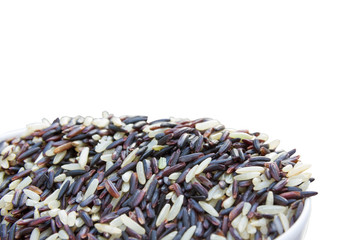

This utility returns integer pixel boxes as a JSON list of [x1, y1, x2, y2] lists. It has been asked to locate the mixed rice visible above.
[[0, 112, 317, 240]]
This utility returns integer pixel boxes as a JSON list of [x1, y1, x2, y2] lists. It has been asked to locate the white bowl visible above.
[[0, 129, 312, 240], [276, 198, 311, 240]]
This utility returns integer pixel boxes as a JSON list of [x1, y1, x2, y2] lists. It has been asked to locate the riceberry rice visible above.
[[0, 113, 317, 239]]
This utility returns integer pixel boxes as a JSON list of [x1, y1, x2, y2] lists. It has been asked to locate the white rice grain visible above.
[[268, 139, 280, 150], [229, 132, 254, 140], [61, 163, 83, 170], [111, 117, 123, 127], [92, 118, 110, 128], [121, 148, 139, 167], [223, 196, 235, 209], [226, 231, 235, 240], [253, 179, 275, 191], [185, 165, 199, 183], [237, 215, 248, 233], [167, 195, 184, 221], [235, 166, 265, 174], [23, 189, 40, 201], [299, 180, 310, 191], [58, 210, 68, 225], [119, 214, 145, 235], [95, 223, 122, 235], [149, 128, 169, 138], [210, 234, 226, 240], [75, 217, 85, 228], [110, 216, 123, 228], [257, 133, 269, 141], [48, 208, 60, 217], [156, 203, 171, 226], [234, 172, 260, 181], [15, 176, 32, 190], [45, 233, 59, 240], [266, 191, 274, 205], [136, 161, 146, 185], [169, 172, 181, 181], [195, 120, 220, 131], [68, 211, 76, 227], [180, 225, 196, 240], [101, 154, 113, 162], [95, 137, 113, 153], [160, 231, 178, 240], [121, 182, 130, 192], [53, 150, 67, 164], [195, 157, 212, 174], [260, 225, 268, 235], [84, 116, 94, 126], [209, 132, 223, 141], [54, 173, 66, 182], [26, 199, 40, 207], [34, 208, 40, 219], [9, 179, 20, 190], [30, 228, 40, 240], [287, 163, 311, 177], [158, 157, 167, 170], [246, 223, 256, 234], [58, 230, 69, 240], [83, 179, 99, 200], [45, 147, 56, 157], [256, 205, 287, 215], [224, 174, 234, 184], [78, 147, 89, 168], [44, 189, 60, 204], [279, 212, 290, 231], [198, 201, 219, 217], [92, 213, 100, 222], [282, 164, 293, 172], [165, 192, 174, 200], [242, 202, 252, 215], [250, 218, 267, 227], [143, 174, 155, 191]]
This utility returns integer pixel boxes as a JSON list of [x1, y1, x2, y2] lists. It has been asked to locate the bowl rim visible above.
[[0, 128, 311, 239], [276, 198, 311, 240]]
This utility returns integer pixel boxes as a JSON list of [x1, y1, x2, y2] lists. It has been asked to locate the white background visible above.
[[1, 1, 359, 239]]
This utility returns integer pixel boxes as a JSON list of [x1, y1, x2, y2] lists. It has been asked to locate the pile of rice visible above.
[[0, 112, 317, 240]]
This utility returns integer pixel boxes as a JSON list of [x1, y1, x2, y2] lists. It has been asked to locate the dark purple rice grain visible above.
[[131, 190, 146, 208], [117, 162, 137, 176], [11, 169, 32, 181], [142, 159, 152, 180], [271, 179, 288, 192], [178, 153, 204, 163], [57, 180, 70, 200], [123, 116, 148, 124], [129, 173, 138, 195], [103, 161, 121, 178], [17, 146, 41, 161], [72, 177, 85, 195], [162, 163, 186, 177], [175, 168, 190, 184], [78, 225, 89, 239], [188, 198, 204, 213], [80, 194, 96, 207], [66, 169, 87, 177], [90, 153, 102, 167], [229, 226, 242, 240], [79, 210, 93, 227], [247, 202, 259, 219]]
